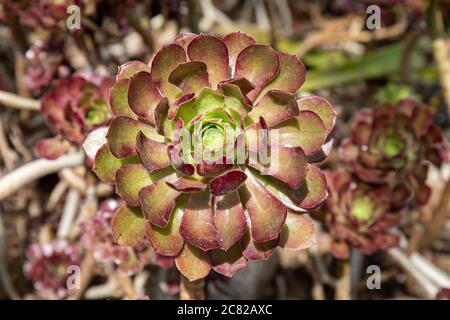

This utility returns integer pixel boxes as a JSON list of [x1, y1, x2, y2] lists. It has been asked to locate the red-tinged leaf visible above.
[[239, 171, 287, 242], [139, 177, 181, 227], [219, 83, 252, 123], [115, 164, 153, 206], [173, 32, 197, 50], [351, 120, 372, 146], [222, 31, 256, 72], [166, 177, 207, 193], [128, 71, 163, 123], [209, 170, 247, 196], [35, 137, 70, 160], [248, 146, 307, 189], [167, 144, 195, 176], [93, 143, 138, 184], [239, 228, 278, 260], [289, 165, 328, 209], [145, 206, 184, 256], [112, 205, 146, 246], [175, 243, 211, 281], [223, 77, 255, 96], [109, 79, 137, 119], [180, 192, 221, 251], [257, 52, 306, 99], [279, 211, 315, 250], [245, 90, 298, 127], [117, 61, 151, 81], [106, 116, 160, 159], [412, 105, 432, 137], [136, 132, 170, 172], [211, 244, 247, 277], [214, 191, 247, 250], [168, 61, 209, 94], [338, 138, 359, 163], [187, 34, 229, 89], [297, 96, 337, 133], [151, 44, 186, 101], [196, 159, 233, 177], [273, 111, 327, 155], [235, 45, 280, 101]]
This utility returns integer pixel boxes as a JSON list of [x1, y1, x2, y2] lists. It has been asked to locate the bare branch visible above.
[[0, 90, 40, 111]]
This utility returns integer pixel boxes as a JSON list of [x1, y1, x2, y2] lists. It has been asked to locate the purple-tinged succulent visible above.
[[24, 240, 82, 298], [436, 288, 450, 300], [24, 39, 70, 96], [321, 170, 405, 259], [0, 0, 77, 29], [81, 198, 161, 274], [93, 32, 336, 281], [36, 71, 114, 160], [339, 99, 448, 206]]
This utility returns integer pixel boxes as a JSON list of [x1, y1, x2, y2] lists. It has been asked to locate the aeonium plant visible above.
[[88, 32, 337, 281], [339, 99, 448, 205], [36, 71, 114, 160], [320, 170, 408, 259]]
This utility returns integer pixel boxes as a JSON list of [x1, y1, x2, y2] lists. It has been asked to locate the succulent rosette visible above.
[[322, 170, 406, 259], [339, 99, 448, 205], [93, 32, 336, 281], [37, 71, 114, 159], [24, 240, 82, 298]]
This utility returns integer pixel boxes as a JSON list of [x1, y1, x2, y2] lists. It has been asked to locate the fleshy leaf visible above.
[[128, 71, 163, 123], [222, 31, 256, 73], [115, 164, 153, 206], [297, 96, 336, 133], [145, 204, 184, 256], [235, 44, 280, 101], [136, 132, 170, 172], [175, 243, 211, 282], [196, 159, 233, 177], [211, 244, 247, 277], [180, 192, 220, 251], [257, 52, 306, 100], [248, 146, 307, 189], [214, 191, 247, 251], [239, 170, 287, 242], [168, 61, 210, 94], [106, 116, 161, 159], [279, 211, 315, 250], [240, 227, 278, 260], [151, 44, 186, 101], [109, 79, 137, 119], [209, 169, 247, 196], [289, 164, 328, 209], [166, 177, 207, 193], [112, 205, 146, 246], [167, 144, 195, 176], [117, 61, 151, 81], [187, 34, 229, 89], [220, 83, 252, 123], [245, 90, 299, 127], [93, 143, 138, 184], [139, 176, 181, 227], [35, 137, 70, 160], [173, 32, 197, 50], [273, 111, 327, 155]]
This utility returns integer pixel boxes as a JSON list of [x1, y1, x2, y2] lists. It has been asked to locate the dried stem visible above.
[[125, 9, 154, 53], [0, 151, 85, 201], [56, 188, 81, 239], [335, 259, 351, 300], [68, 251, 96, 300], [180, 276, 206, 300], [0, 91, 40, 111], [387, 248, 438, 299], [420, 177, 450, 249]]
